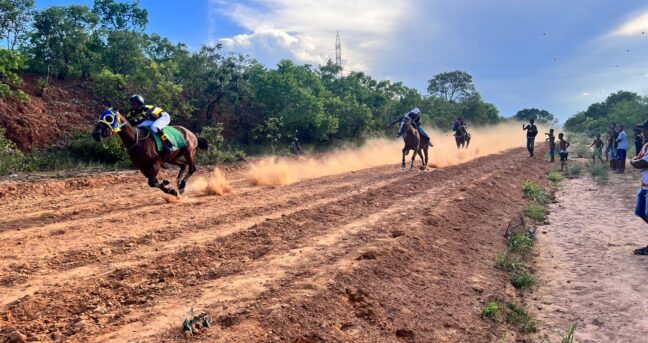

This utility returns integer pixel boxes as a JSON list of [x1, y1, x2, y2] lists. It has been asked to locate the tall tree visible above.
[[427, 70, 476, 102], [514, 108, 555, 124], [0, 0, 34, 50], [92, 0, 147, 31], [29, 5, 98, 79]]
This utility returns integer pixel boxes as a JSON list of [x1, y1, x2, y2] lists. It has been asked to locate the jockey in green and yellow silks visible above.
[[126, 94, 177, 154]]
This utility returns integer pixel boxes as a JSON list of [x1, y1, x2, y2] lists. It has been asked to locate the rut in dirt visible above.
[[1, 147, 550, 343]]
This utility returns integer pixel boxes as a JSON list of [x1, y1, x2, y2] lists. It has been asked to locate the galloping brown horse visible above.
[[92, 109, 208, 196], [400, 117, 431, 170]]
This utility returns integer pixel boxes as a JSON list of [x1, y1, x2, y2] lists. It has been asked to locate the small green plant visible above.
[[525, 202, 547, 221], [565, 164, 582, 178], [522, 180, 551, 204], [547, 170, 564, 183], [504, 302, 538, 333], [508, 233, 534, 256], [482, 302, 500, 320], [588, 163, 609, 184], [559, 323, 578, 343], [510, 269, 536, 290]]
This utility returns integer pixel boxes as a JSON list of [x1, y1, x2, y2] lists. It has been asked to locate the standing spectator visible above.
[[609, 123, 619, 170], [630, 121, 648, 254], [588, 134, 605, 164], [546, 129, 556, 162], [559, 133, 570, 171], [635, 128, 644, 157], [523, 119, 538, 158], [616, 124, 628, 174]]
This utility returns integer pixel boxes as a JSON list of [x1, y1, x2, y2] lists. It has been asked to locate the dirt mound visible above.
[[0, 147, 550, 342], [0, 73, 100, 150]]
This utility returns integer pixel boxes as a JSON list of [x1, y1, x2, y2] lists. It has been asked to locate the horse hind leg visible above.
[[178, 149, 198, 194]]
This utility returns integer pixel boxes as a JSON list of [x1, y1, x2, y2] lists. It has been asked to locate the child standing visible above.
[[546, 129, 556, 163], [588, 134, 605, 163], [559, 133, 571, 171]]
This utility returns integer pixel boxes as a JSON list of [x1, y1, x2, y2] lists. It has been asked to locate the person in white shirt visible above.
[[615, 124, 628, 173], [630, 121, 648, 254]]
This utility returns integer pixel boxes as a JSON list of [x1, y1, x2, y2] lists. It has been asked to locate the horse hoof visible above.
[[168, 189, 178, 197], [162, 179, 170, 186], [179, 187, 185, 195]]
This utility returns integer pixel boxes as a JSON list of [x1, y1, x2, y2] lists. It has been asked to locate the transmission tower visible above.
[[335, 30, 342, 74]]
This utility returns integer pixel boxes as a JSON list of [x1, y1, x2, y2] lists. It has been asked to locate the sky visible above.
[[37, 0, 648, 123]]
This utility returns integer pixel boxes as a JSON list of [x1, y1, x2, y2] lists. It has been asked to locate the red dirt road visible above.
[[1, 148, 549, 342]]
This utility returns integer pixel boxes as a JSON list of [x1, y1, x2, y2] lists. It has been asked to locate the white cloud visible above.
[[209, 0, 415, 72], [582, 92, 590, 96], [610, 9, 648, 37]]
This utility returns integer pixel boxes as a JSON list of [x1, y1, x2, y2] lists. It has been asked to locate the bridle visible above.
[[97, 110, 149, 150]]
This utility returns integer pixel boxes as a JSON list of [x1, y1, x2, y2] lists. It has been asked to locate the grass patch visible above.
[[565, 164, 582, 179], [504, 302, 538, 333], [547, 170, 564, 183], [482, 302, 500, 320], [482, 300, 538, 333], [559, 323, 578, 343], [588, 163, 609, 184], [510, 269, 536, 290], [523, 180, 552, 205], [508, 232, 534, 256], [525, 202, 547, 221]]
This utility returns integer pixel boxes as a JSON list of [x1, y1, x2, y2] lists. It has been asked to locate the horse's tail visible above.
[[197, 137, 209, 151]]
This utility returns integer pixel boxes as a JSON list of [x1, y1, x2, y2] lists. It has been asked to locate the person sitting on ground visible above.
[[523, 119, 539, 158], [588, 134, 605, 164], [635, 128, 644, 157], [559, 133, 570, 171], [630, 120, 648, 255], [615, 124, 628, 174], [546, 129, 556, 163], [391, 108, 431, 144]]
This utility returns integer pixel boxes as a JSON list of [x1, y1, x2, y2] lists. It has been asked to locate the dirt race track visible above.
[[1, 147, 549, 343]]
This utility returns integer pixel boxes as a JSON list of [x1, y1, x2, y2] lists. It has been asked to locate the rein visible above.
[[125, 128, 150, 150]]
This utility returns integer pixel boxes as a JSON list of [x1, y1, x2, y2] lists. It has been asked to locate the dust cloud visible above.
[[188, 169, 234, 195], [246, 122, 549, 186]]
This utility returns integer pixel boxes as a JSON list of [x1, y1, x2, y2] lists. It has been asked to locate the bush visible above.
[[508, 233, 534, 256], [589, 163, 609, 184], [525, 202, 547, 221], [566, 164, 582, 178], [510, 269, 536, 290], [522, 180, 551, 205], [504, 302, 538, 333], [548, 170, 564, 183], [482, 302, 500, 320], [67, 132, 130, 165]]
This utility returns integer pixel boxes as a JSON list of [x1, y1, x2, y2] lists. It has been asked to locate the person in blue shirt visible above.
[[615, 124, 628, 174]]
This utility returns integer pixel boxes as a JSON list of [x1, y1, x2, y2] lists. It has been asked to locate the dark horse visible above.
[[400, 117, 431, 170], [454, 129, 471, 149], [92, 109, 208, 196]]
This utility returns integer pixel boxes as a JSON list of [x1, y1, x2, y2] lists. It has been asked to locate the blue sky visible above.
[[38, 1, 648, 123]]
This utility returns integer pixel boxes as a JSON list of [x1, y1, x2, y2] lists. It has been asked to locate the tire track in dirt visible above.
[[0, 168, 408, 302]]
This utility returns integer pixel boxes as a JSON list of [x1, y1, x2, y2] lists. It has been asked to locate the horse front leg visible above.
[[146, 165, 178, 197], [402, 148, 407, 169]]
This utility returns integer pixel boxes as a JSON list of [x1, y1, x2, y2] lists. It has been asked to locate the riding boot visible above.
[[160, 133, 178, 155]]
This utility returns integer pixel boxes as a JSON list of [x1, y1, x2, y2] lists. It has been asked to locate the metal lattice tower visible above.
[[335, 31, 342, 73]]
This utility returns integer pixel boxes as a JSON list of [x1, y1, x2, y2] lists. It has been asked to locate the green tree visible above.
[[29, 5, 98, 79], [427, 70, 476, 102], [0, 0, 34, 50], [92, 0, 147, 31], [0, 48, 27, 99], [514, 108, 555, 124]]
